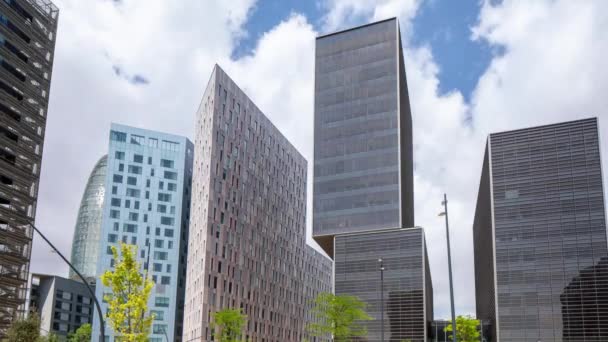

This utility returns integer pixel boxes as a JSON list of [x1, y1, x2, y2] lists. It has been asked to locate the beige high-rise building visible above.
[[183, 65, 332, 341]]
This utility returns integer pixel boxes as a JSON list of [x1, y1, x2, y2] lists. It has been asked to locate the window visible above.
[[131, 236, 137, 244], [108, 234, 117, 243], [154, 251, 168, 260], [118, 163, 124, 172], [164, 171, 177, 180], [151, 310, 164, 320], [111, 186, 117, 195], [126, 188, 140, 198], [161, 276, 170, 285], [125, 200, 130, 208], [161, 140, 179, 151], [111, 198, 121, 207], [159, 181, 164, 190], [167, 183, 177, 191], [115, 151, 125, 160], [130, 134, 145, 145], [157, 204, 167, 213], [134, 201, 140, 210], [148, 156, 152, 165], [153, 324, 168, 334], [161, 217, 174, 225], [106, 246, 113, 255], [123, 224, 137, 233], [128, 165, 142, 175], [127, 176, 137, 185], [111, 130, 126, 142], [133, 154, 143, 163], [166, 264, 172, 273], [113, 174, 123, 183], [155, 239, 164, 248], [153, 263, 162, 271], [158, 193, 171, 202], [167, 241, 173, 249], [148, 138, 158, 148], [128, 212, 139, 221], [156, 227, 161, 236], [155, 297, 169, 307], [146, 179, 150, 188], [110, 210, 120, 219], [164, 229, 174, 238], [113, 222, 119, 231], [160, 159, 174, 168]]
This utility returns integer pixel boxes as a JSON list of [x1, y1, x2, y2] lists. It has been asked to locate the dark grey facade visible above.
[[313, 17, 414, 257], [473, 118, 608, 341], [335, 228, 432, 342], [26, 274, 94, 340], [0, 0, 58, 336], [183, 65, 333, 341]]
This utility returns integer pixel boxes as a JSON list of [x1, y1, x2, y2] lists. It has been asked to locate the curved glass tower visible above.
[[69, 155, 107, 283]]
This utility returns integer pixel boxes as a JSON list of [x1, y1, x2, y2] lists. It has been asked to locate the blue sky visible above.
[[235, 0, 493, 101]]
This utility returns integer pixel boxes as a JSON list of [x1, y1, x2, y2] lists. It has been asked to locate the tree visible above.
[[101, 243, 154, 342], [211, 308, 247, 342], [308, 292, 373, 341], [2, 314, 59, 342], [444, 315, 481, 342], [68, 323, 92, 342]]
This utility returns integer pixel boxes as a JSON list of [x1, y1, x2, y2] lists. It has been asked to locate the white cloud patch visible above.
[[32, 0, 608, 322]]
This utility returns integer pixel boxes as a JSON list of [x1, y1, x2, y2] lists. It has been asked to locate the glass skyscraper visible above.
[[92, 124, 193, 342], [312, 18, 431, 342], [473, 118, 608, 341], [0, 0, 58, 335], [69, 155, 107, 283]]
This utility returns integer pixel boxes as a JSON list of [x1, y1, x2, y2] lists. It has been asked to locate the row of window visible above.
[[110, 130, 180, 151]]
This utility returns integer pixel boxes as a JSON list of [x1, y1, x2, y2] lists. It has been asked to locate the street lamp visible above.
[[439, 194, 457, 342], [28, 222, 106, 342], [378, 258, 385, 342]]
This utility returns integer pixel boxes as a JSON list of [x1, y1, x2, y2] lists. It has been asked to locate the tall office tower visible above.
[[69, 155, 107, 284], [0, 0, 58, 336], [473, 118, 608, 342], [92, 124, 193, 342], [25, 273, 94, 339], [182, 65, 333, 342], [312, 18, 431, 342]]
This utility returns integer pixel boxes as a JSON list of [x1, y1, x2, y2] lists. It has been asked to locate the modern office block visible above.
[[334, 228, 432, 342], [25, 273, 94, 339], [92, 124, 193, 342], [473, 118, 608, 341], [313, 17, 413, 257], [182, 65, 333, 342], [69, 155, 107, 284], [0, 0, 58, 335]]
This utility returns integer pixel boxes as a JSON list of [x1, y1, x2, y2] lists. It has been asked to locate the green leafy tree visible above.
[[67, 323, 92, 342], [2, 314, 59, 342], [308, 292, 373, 341], [211, 308, 247, 342], [101, 243, 154, 342], [444, 315, 481, 342]]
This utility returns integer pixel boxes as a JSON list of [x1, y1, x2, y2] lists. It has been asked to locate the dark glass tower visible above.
[[0, 0, 58, 336], [313, 18, 431, 342], [313, 17, 414, 257], [473, 118, 608, 342]]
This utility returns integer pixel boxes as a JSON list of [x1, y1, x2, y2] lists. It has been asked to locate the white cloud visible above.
[[31, 0, 608, 323]]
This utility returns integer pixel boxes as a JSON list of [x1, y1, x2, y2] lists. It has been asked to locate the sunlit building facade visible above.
[[69, 155, 107, 283], [92, 124, 193, 342], [182, 65, 332, 342]]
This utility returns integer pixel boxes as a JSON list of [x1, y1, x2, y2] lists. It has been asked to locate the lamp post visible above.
[[378, 258, 385, 342], [29, 222, 105, 341], [439, 194, 457, 342]]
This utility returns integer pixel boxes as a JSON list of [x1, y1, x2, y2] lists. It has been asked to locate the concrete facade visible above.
[[0, 0, 58, 335], [92, 124, 193, 342], [182, 65, 332, 341], [473, 118, 608, 341], [26, 273, 94, 340]]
